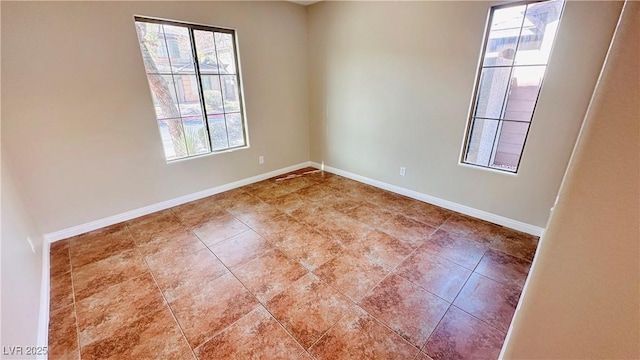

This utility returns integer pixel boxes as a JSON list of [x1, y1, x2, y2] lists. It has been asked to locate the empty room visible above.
[[1, 1, 638, 359]]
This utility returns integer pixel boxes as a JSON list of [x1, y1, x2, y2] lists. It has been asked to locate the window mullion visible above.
[[488, 4, 530, 166], [188, 27, 213, 153]]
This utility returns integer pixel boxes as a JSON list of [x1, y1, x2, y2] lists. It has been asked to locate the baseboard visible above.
[[311, 162, 544, 236], [44, 161, 313, 243], [37, 240, 50, 360]]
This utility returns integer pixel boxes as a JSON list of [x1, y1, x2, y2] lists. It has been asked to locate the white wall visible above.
[[503, 1, 640, 358], [1, 1, 309, 234], [1, 151, 45, 359], [307, 1, 623, 228]]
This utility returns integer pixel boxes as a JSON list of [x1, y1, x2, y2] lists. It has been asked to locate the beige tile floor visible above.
[[48, 167, 538, 359]]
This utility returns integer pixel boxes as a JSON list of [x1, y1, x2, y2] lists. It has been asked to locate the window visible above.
[[134, 17, 247, 161], [462, 0, 564, 172]]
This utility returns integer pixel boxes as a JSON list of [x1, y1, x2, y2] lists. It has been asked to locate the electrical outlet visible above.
[[259, 156, 264, 165], [400, 167, 406, 176]]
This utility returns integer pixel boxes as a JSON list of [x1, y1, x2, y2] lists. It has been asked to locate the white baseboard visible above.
[[37, 240, 50, 360], [44, 161, 313, 243], [311, 162, 544, 236]]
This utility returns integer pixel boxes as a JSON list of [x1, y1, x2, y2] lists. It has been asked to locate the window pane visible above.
[[491, 121, 530, 171], [465, 118, 499, 167], [514, 0, 563, 65], [503, 66, 545, 121], [220, 75, 241, 112], [162, 25, 195, 74], [135, 22, 173, 73], [194, 30, 222, 74], [215, 32, 236, 74], [201, 75, 224, 114], [225, 113, 245, 148], [474, 67, 511, 119], [182, 116, 210, 156], [158, 118, 187, 160], [146, 74, 180, 119], [171, 75, 202, 117], [208, 114, 229, 150], [483, 5, 526, 67]]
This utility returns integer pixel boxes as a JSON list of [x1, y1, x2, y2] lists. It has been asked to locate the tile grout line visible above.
[[123, 223, 199, 360]]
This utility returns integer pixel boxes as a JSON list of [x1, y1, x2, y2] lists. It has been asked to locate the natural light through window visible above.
[[134, 17, 247, 161], [462, 0, 565, 172]]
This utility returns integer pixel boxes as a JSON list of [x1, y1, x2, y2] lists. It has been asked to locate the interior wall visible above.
[[307, 1, 623, 228], [1, 151, 45, 358], [1, 1, 309, 234], [503, 1, 640, 358]]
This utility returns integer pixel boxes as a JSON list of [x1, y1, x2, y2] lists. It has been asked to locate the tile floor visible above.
[[48, 167, 538, 359]]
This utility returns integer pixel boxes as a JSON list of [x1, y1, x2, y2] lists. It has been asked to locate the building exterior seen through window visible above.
[[462, 0, 565, 172], [134, 17, 247, 161]]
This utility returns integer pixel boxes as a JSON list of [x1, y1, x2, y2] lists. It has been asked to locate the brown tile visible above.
[[323, 176, 365, 192], [80, 308, 192, 360], [380, 214, 436, 248], [48, 305, 78, 359], [295, 184, 338, 203], [424, 306, 504, 360], [209, 230, 272, 269], [368, 191, 414, 213], [323, 194, 363, 213], [490, 228, 539, 262], [416, 352, 434, 360], [314, 249, 387, 302], [172, 197, 224, 227], [289, 202, 341, 228], [265, 192, 309, 213], [191, 212, 250, 246], [69, 228, 136, 269], [475, 249, 531, 287], [304, 170, 338, 183], [341, 182, 386, 200], [309, 306, 418, 360], [195, 306, 304, 359], [226, 197, 284, 228], [233, 249, 308, 303], [137, 229, 206, 270], [421, 230, 487, 270], [403, 201, 453, 228], [350, 230, 414, 272], [128, 214, 187, 245], [207, 188, 252, 210], [439, 214, 499, 244], [250, 214, 305, 245], [359, 274, 449, 348], [170, 272, 259, 348], [126, 208, 176, 228], [453, 273, 520, 333], [72, 249, 148, 301], [395, 248, 471, 302], [50, 271, 74, 312], [297, 352, 314, 360], [50, 240, 71, 277], [75, 273, 165, 347], [266, 273, 352, 349], [344, 201, 394, 227], [248, 181, 296, 201], [276, 227, 344, 271], [315, 213, 372, 246], [150, 248, 228, 303]]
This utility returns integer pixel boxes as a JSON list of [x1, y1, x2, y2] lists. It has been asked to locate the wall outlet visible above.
[[400, 167, 406, 176], [259, 156, 264, 165]]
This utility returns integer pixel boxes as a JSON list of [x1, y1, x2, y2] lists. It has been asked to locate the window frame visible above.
[[460, 0, 565, 174], [134, 16, 249, 162]]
